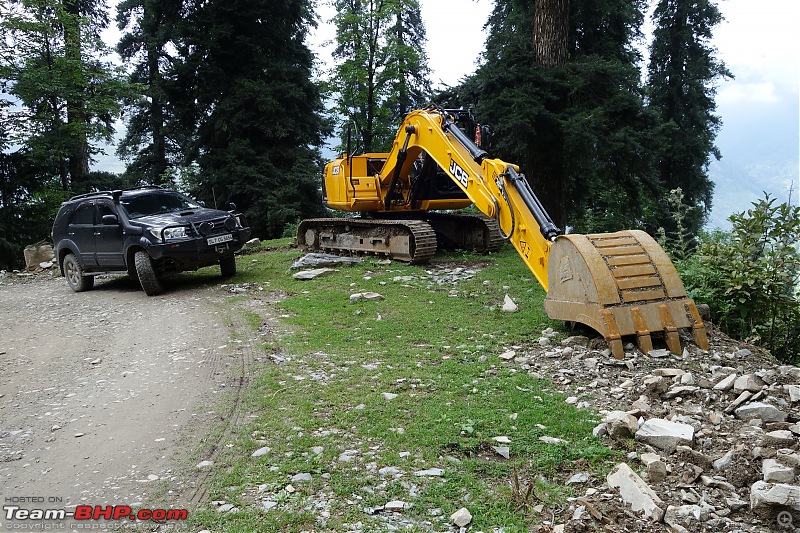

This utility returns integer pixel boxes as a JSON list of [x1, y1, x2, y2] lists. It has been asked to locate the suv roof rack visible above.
[[67, 185, 163, 202]]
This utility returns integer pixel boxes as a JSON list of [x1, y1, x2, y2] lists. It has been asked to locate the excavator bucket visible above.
[[543, 230, 709, 359]]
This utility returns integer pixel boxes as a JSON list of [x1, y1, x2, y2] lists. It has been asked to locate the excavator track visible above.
[[297, 218, 437, 264], [421, 213, 504, 253]]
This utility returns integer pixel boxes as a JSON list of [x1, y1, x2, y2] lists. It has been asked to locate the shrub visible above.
[[676, 194, 800, 361]]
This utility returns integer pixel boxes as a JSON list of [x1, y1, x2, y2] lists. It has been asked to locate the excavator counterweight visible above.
[[298, 107, 709, 357]]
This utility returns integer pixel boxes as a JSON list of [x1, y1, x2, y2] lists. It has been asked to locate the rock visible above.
[[23, 243, 54, 270], [603, 411, 639, 440], [713, 449, 735, 471], [750, 481, 800, 511], [635, 418, 694, 453], [291, 473, 312, 483], [762, 459, 795, 483], [761, 430, 795, 447], [491, 446, 510, 459], [252, 446, 271, 458], [607, 463, 664, 521], [262, 501, 277, 511], [450, 507, 472, 527], [567, 473, 590, 484], [196, 460, 214, 469], [713, 373, 738, 391], [245, 238, 261, 248], [414, 468, 444, 477], [39, 261, 53, 269], [498, 350, 516, 361], [502, 294, 518, 312], [664, 505, 703, 532], [785, 385, 800, 403], [734, 402, 787, 423], [382, 392, 398, 401], [733, 374, 766, 393], [384, 501, 408, 512], [350, 292, 384, 302], [640, 452, 667, 483], [291, 253, 362, 269], [648, 349, 671, 358], [217, 504, 236, 513], [379, 466, 400, 476], [293, 268, 338, 280], [562, 336, 590, 347]]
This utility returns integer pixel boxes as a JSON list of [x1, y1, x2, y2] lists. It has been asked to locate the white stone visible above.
[[414, 468, 444, 477], [492, 446, 510, 459], [607, 463, 664, 521], [763, 459, 795, 483], [750, 481, 800, 511], [640, 452, 667, 483], [502, 294, 518, 312], [733, 374, 766, 393], [384, 501, 408, 512], [196, 460, 214, 469], [734, 402, 787, 423], [350, 292, 384, 302], [252, 446, 271, 458], [784, 385, 800, 403], [293, 268, 338, 280], [450, 507, 472, 527], [635, 418, 694, 453], [382, 392, 398, 401], [604, 411, 639, 440], [291, 473, 312, 483]]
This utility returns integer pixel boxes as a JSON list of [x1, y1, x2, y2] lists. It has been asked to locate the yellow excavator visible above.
[[298, 107, 709, 359]]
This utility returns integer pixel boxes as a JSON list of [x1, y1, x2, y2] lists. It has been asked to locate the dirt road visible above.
[[0, 273, 242, 514]]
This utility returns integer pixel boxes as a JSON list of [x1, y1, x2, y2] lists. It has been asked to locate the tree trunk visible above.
[[533, 0, 570, 68], [530, 0, 570, 229], [64, 0, 89, 189]]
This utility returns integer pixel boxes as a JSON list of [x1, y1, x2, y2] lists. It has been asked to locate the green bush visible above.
[[676, 194, 800, 361]]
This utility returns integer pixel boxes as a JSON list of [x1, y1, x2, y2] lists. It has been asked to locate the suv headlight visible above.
[[149, 226, 189, 241]]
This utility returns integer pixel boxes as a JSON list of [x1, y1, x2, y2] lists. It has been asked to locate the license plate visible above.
[[207, 234, 233, 246]]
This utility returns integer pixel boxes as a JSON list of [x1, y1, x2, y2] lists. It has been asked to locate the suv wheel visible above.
[[134, 251, 163, 296], [63, 253, 94, 292], [220, 255, 237, 277]]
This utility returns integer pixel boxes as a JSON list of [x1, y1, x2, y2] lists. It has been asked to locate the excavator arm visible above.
[[378, 109, 558, 290]]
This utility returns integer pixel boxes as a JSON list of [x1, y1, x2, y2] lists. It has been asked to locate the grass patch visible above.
[[188, 241, 618, 531]]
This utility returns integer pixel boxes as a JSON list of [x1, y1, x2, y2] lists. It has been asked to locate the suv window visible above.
[[120, 191, 202, 219], [70, 204, 95, 225]]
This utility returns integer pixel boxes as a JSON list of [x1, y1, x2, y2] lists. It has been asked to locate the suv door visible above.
[[94, 202, 126, 268], [68, 202, 98, 268]]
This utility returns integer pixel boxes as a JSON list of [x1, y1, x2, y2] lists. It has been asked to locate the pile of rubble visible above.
[[512, 330, 800, 532]]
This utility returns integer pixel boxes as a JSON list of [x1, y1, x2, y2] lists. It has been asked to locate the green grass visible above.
[[186, 240, 618, 532]]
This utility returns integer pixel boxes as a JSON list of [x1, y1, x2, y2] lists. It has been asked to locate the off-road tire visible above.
[[63, 253, 94, 292], [134, 251, 163, 296], [220, 255, 236, 277]]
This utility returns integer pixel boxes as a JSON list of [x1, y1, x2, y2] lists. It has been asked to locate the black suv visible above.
[[52, 187, 251, 295]]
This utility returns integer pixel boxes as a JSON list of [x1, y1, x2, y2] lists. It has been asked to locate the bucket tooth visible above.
[[659, 304, 681, 354], [601, 309, 624, 360], [631, 306, 653, 354], [684, 302, 710, 351]]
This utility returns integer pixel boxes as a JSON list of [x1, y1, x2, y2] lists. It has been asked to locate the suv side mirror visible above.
[[101, 214, 119, 225]]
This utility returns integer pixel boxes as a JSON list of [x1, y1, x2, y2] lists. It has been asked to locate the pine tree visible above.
[[647, 0, 731, 241], [460, 0, 656, 232], [171, 0, 329, 238], [0, 0, 127, 190], [329, 0, 430, 153], [116, 0, 184, 186]]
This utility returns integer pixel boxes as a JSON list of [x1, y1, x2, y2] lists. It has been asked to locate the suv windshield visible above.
[[120, 191, 202, 219]]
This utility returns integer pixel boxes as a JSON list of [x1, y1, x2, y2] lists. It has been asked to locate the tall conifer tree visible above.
[[116, 0, 183, 186], [170, 0, 329, 237], [462, 0, 656, 232], [330, 0, 430, 153], [647, 0, 731, 240]]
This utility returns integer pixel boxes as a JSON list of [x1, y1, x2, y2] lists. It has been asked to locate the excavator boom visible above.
[[299, 107, 709, 358]]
